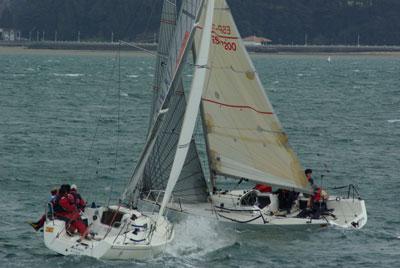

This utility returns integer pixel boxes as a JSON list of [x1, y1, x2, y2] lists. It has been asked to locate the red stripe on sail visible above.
[[211, 31, 239, 40], [196, 25, 239, 40], [202, 98, 274, 115]]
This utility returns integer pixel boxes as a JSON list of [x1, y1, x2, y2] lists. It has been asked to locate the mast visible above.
[[159, 0, 215, 217]]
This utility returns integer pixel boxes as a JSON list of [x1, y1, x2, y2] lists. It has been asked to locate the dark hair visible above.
[[60, 184, 71, 193], [58, 187, 67, 196], [305, 169, 312, 175]]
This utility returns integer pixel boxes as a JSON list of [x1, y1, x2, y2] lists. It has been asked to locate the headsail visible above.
[[199, 0, 310, 192], [122, 0, 205, 203], [143, 0, 208, 204], [149, 0, 178, 126], [142, 80, 208, 203], [159, 0, 215, 217]]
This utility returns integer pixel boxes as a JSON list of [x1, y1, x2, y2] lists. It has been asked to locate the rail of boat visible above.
[[141, 185, 366, 228], [44, 202, 162, 244], [142, 190, 186, 214], [329, 184, 363, 200]]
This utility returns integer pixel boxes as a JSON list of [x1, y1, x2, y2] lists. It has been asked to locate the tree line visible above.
[[0, 0, 399, 45]]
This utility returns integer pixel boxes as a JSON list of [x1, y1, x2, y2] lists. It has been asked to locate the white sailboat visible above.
[[41, 0, 208, 259], [132, 0, 367, 230]]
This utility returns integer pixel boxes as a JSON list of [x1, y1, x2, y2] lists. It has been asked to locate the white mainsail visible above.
[[199, 0, 309, 192]]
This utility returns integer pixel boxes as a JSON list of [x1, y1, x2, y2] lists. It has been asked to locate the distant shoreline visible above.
[[1, 40, 400, 54]]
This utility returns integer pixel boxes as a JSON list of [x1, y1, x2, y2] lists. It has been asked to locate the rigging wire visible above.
[[81, 50, 119, 199], [119, 40, 162, 57], [107, 41, 123, 207]]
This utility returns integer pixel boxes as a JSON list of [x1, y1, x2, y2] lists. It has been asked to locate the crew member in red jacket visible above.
[[70, 184, 86, 212], [55, 186, 89, 240]]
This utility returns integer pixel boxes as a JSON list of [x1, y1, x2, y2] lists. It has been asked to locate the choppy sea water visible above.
[[0, 48, 399, 267]]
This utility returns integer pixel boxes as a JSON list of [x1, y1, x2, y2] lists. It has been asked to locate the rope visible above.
[[119, 40, 160, 57], [107, 41, 122, 207], [81, 50, 119, 193]]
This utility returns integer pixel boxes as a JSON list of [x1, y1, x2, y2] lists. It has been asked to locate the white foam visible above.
[[166, 215, 235, 259], [120, 92, 128, 97], [53, 73, 84, 77], [388, 119, 400, 123], [127, 74, 139, 78]]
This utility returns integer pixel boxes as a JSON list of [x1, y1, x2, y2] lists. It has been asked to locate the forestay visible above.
[[199, 0, 310, 192], [122, 0, 206, 204]]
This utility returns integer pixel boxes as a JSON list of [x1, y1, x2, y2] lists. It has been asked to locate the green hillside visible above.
[[1, 0, 399, 45]]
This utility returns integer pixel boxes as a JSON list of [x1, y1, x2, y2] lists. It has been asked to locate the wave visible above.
[[127, 74, 139, 78], [53, 73, 84, 77], [166, 215, 236, 259], [120, 92, 128, 97], [388, 119, 400, 123]]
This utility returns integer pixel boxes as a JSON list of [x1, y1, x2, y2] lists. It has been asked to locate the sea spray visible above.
[[166, 215, 236, 259]]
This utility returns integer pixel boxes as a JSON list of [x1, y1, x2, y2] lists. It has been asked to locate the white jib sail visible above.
[[200, 0, 310, 192], [158, 0, 215, 217]]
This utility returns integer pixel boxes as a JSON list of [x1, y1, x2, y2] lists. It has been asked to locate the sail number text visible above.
[[212, 24, 237, 51]]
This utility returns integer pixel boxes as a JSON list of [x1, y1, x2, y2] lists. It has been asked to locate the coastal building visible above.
[[243, 35, 272, 46], [0, 28, 21, 41]]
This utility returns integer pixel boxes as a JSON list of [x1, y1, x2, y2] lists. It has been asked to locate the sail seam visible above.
[[160, 19, 176, 25]]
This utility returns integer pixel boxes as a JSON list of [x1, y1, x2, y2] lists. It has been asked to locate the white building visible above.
[[0, 28, 21, 41], [243, 35, 272, 46]]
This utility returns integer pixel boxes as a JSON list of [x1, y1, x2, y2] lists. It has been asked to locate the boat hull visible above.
[[43, 206, 174, 260], [143, 189, 367, 230]]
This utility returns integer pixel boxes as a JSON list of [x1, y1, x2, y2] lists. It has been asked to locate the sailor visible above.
[[70, 184, 86, 212], [28, 187, 58, 231], [276, 189, 293, 214], [310, 186, 330, 218], [305, 169, 315, 187], [54, 185, 90, 240]]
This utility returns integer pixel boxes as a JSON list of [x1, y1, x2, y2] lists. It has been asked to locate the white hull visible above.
[[143, 189, 367, 230], [43, 206, 174, 260]]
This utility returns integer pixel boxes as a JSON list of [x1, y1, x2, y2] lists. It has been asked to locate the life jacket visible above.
[[53, 195, 66, 214], [313, 188, 322, 202], [70, 191, 85, 210]]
